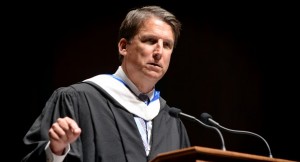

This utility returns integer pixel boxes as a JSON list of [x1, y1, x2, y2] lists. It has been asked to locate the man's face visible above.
[[121, 17, 175, 83]]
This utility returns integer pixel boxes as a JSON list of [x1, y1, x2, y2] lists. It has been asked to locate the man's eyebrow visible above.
[[141, 35, 174, 44]]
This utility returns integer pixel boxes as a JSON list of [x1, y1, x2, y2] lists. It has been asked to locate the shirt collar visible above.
[[113, 66, 154, 100]]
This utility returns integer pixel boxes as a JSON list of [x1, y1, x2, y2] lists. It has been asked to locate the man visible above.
[[22, 5, 190, 162]]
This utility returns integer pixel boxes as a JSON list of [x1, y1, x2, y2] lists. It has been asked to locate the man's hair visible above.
[[118, 5, 181, 62]]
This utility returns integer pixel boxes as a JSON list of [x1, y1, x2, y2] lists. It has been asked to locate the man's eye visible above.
[[163, 43, 172, 49], [147, 39, 156, 44]]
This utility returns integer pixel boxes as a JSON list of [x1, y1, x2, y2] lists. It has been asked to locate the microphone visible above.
[[200, 112, 273, 158], [169, 107, 226, 151]]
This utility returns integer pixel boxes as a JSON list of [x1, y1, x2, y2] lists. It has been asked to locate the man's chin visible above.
[[146, 71, 164, 80]]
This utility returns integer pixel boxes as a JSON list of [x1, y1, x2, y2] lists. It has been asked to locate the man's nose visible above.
[[154, 40, 163, 54]]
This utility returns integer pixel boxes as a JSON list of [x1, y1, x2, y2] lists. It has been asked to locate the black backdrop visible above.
[[7, 1, 299, 161]]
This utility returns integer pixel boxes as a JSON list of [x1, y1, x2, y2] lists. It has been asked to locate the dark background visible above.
[[6, 1, 299, 161]]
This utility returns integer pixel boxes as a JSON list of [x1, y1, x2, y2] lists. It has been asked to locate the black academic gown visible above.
[[22, 81, 191, 162]]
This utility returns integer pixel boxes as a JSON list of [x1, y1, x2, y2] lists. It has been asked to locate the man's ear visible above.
[[118, 38, 127, 54]]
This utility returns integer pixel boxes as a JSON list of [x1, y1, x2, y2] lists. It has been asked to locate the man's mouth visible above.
[[148, 63, 161, 68]]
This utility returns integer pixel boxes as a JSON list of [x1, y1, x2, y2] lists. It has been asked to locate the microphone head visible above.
[[169, 107, 182, 118], [200, 112, 213, 124]]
